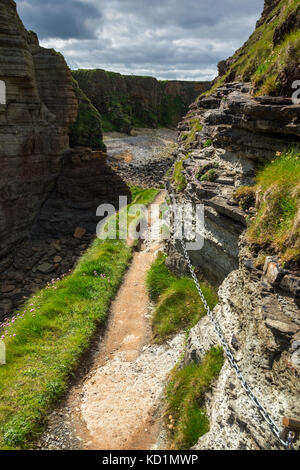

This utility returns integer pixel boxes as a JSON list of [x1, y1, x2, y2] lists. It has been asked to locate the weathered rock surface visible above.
[[0, 1, 131, 320], [0, 0, 78, 260], [35, 148, 130, 236], [168, 82, 300, 284], [166, 78, 300, 448], [184, 248, 300, 450], [72, 69, 211, 134], [215, 0, 300, 96]]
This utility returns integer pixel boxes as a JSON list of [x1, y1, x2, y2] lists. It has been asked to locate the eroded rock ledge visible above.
[[166, 81, 300, 449]]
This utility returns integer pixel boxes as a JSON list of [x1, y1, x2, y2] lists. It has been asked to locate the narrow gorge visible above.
[[0, 0, 299, 453]]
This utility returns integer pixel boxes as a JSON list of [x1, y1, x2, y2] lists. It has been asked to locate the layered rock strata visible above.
[[72, 69, 211, 133], [0, 1, 130, 319], [166, 81, 300, 449]]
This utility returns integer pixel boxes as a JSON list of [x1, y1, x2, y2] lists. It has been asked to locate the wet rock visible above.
[[37, 263, 55, 274], [73, 227, 86, 240], [1, 284, 16, 294]]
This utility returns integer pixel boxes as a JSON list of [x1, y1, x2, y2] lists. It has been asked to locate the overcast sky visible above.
[[15, 0, 264, 81]]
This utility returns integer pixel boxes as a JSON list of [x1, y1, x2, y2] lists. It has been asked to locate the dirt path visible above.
[[38, 192, 184, 450]]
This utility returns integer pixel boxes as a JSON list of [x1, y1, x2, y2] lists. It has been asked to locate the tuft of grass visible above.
[[247, 148, 300, 266], [200, 169, 217, 182], [166, 347, 224, 450], [181, 119, 203, 150], [203, 139, 213, 148], [172, 160, 187, 193], [146, 252, 176, 302], [0, 187, 159, 450], [147, 254, 218, 343], [233, 186, 256, 211]]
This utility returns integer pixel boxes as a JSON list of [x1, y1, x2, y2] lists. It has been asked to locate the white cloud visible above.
[[16, 0, 264, 81]]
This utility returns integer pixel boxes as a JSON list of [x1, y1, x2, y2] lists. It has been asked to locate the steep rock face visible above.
[[166, 85, 300, 449], [36, 148, 130, 236], [185, 248, 300, 450], [0, 1, 129, 271], [169, 82, 300, 284], [0, 0, 77, 261], [166, 82, 300, 448], [215, 0, 300, 96], [72, 69, 211, 133], [69, 78, 106, 151]]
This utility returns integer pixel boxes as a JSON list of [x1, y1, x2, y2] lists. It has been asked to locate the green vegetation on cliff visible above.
[[166, 347, 224, 450], [146, 253, 218, 343], [211, 0, 300, 96], [72, 69, 210, 134], [69, 78, 106, 150], [0, 187, 158, 450], [245, 148, 300, 267]]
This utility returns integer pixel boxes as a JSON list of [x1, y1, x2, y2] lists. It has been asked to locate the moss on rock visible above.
[[69, 78, 106, 151]]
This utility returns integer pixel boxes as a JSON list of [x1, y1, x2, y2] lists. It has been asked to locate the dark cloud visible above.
[[15, 0, 264, 80], [16, 0, 101, 39]]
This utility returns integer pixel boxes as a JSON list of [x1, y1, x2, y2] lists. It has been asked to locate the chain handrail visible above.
[[168, 191, 293, 451]]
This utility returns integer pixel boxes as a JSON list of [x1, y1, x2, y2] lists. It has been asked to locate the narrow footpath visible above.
[[38, 192, 184, 450]]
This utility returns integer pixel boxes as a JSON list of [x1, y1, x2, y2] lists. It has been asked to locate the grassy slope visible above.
[[244, 149, 300, 267], [208, 0, 300, 96], [0, 187, 159, 450], [146, 253, 218, 342], [166, 347, 224, 450]]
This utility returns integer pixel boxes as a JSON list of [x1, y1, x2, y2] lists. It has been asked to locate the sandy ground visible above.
[[104, 128, 177, 166], [37, 192, 184, 450]]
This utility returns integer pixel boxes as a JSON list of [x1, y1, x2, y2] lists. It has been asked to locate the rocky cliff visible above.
[[214, 0, 300, 96], [0, 0, 130, 319], [72, 69, 211, 134], [166, 0, 300, 450], [0, 0, 77, 263]]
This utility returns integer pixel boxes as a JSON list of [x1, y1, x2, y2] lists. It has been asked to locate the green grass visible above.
[[181, 118, 203, 150], [204, 0, 300, 97], [171, 160, 187, 192], [203, 139, 212, 148], [166, 347, 224, 450], [200, 169, 217, 182], [171, 153, 192, 193], [246, 148, 300, 266], [147, 254, 218, 342], [0, 187, 159, 450], [146, 252, 177, 302], [129, 186, 160, 205]]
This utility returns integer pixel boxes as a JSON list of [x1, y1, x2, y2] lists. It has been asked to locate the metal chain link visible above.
[[168, 192, 293, 451]]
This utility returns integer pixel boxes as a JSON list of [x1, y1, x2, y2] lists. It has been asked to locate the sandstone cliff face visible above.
[[0, 0, 77, 262], [164, 0, 300, 449], [0, 1, 131, 320], [72, 69, 211, 134], [171, 82, 300, 284], [166, 79, 300, 448]]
